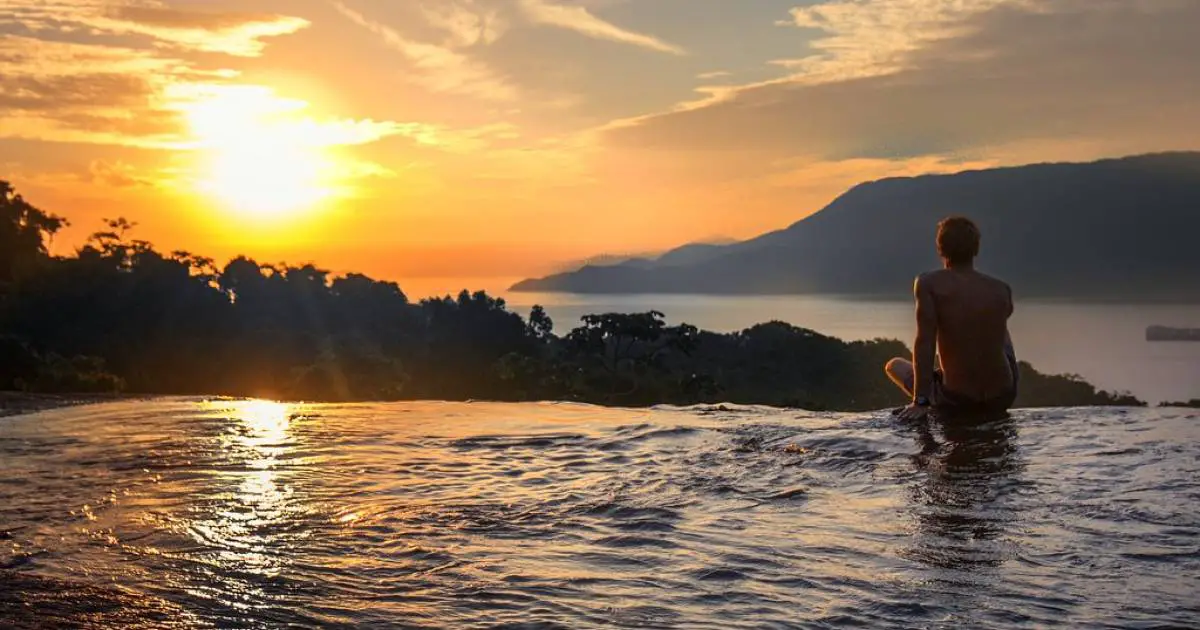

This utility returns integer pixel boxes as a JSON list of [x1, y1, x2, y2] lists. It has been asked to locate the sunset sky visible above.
[[3, 0, 1198, 296]]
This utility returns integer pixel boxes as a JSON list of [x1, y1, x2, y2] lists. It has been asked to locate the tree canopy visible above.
[[0, 181, 1144, 410]]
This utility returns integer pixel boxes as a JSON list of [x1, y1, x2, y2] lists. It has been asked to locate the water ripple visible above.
[[0, 400, 1197, 628]]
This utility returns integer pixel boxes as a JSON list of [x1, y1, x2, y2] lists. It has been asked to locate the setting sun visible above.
[[179, 86, 337, 219]]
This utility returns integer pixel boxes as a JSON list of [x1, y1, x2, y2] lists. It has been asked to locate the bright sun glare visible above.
[[181, 86, 337, 219]]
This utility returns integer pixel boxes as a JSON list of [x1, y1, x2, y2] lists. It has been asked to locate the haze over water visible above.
[[2, 399, 1197, 628], [499, 292, 1200, 405]]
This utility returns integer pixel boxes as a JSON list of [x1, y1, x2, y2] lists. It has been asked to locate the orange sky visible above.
[[3, 0, 1199, 297]]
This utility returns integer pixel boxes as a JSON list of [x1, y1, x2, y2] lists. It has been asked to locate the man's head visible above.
[[936, 216, 980, 266]]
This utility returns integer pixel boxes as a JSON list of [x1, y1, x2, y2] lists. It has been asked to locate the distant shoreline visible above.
[[0, 392, 135, 419], [506, 288, 1200, 306], [2, 392, 1194, 419]]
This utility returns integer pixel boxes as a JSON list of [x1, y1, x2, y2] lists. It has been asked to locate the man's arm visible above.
[[1005, 282, 1014, 346], [912, 274, 938, 402]]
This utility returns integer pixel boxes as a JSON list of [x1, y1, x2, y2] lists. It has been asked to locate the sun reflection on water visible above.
[[188, 399, 305, 581], [237, 399, 292, 449]]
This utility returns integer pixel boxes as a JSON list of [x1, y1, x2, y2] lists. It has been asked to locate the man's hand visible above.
[[896, 402, 930, 421]]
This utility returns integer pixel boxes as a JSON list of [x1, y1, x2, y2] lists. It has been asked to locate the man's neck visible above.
[[944, 261, 975, 271]]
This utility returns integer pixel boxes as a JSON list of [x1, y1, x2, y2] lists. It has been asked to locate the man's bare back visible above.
[[887, 216, 1019, 420], [917, 268, 1014, 401]]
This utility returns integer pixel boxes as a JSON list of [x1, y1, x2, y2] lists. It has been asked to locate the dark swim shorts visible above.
[[931, 344, 1020, 417]]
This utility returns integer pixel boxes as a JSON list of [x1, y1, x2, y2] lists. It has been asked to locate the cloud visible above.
[[1, 1, 309, 57], [164, 83, 427, 149], [0, 20, 440, 171], [0, 31, 494, 158], [697, 70, 731, 80], [605, 0, 1200, 163], [0, 32, 187, 77], [0, 73, 153, 112], [100, 7, 310, 57], [89, 159, 156, 188], [775, 0, 1019, 84], [517, 0, 685, 55], [0, 2, 314, 144], [110, 6, 293, 31], [0, 35, 193, 147], [416, 0, 509, 48], [332, 1, 519, 102]]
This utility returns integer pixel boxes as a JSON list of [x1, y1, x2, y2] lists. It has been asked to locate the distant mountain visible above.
[[511, 152, 1200, 301], [549, 252, 651, 273], [548, 238, 737, 274]]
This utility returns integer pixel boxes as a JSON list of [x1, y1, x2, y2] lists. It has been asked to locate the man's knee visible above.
[[885, 357, 912, 379], [885, 357, 914, 395]]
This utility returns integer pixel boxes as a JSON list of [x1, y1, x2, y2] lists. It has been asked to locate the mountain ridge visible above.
[[512, 152, 1200, 301]]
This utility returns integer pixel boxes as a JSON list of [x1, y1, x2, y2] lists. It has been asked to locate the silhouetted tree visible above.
[[401, 290, 532, 399], [1012, 361, 1145, 408], [0, 182, 1148, 410], [1, 181, 65, 287], [560, 311, 701, 404], [528, 305, 554, 340]]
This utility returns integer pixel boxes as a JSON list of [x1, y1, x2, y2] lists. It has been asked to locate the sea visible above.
[[496, 292, 1200, 406], [2, 399, 1197, 628]]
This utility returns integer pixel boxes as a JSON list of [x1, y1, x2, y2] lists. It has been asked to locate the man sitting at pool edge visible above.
[[887, 216, 1019, 421]]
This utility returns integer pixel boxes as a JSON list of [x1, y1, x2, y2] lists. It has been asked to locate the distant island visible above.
[[1146, 326, 1200, 342], [513, 152, 1200, 302], [548, 238, 738, 274], [0, 180, 1149, 411]]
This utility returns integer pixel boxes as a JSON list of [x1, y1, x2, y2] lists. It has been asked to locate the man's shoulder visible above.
[[916, 269, 1013, 296], [975, 270, 1013, 292], [915, 269, 952, 285]]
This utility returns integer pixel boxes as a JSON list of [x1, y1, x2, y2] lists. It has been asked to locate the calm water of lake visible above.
[[507, 293, 1200, 405]]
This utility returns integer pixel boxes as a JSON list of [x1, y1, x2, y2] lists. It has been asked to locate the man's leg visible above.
[[1005, 338, 1019, 391], [885, 357, 915, 398], [1002, 339, 1020, 410]]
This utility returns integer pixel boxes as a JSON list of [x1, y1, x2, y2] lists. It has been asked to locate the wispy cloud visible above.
[[417, 0, 509, 48], [0, 1, 310, 146], [99, 6, 310, 57], [164, 83, 423, 150], [607, 0, 1200, 166], [696, 70, 731, 80], [517, 0, 685, 55], [0, 34, 194, 147], [331, 1, 519, 102], [88, 159, 157, 189], [0, 2, 442, 172], [1, 1, 309, 57], [775, 0, 1018, 83]]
